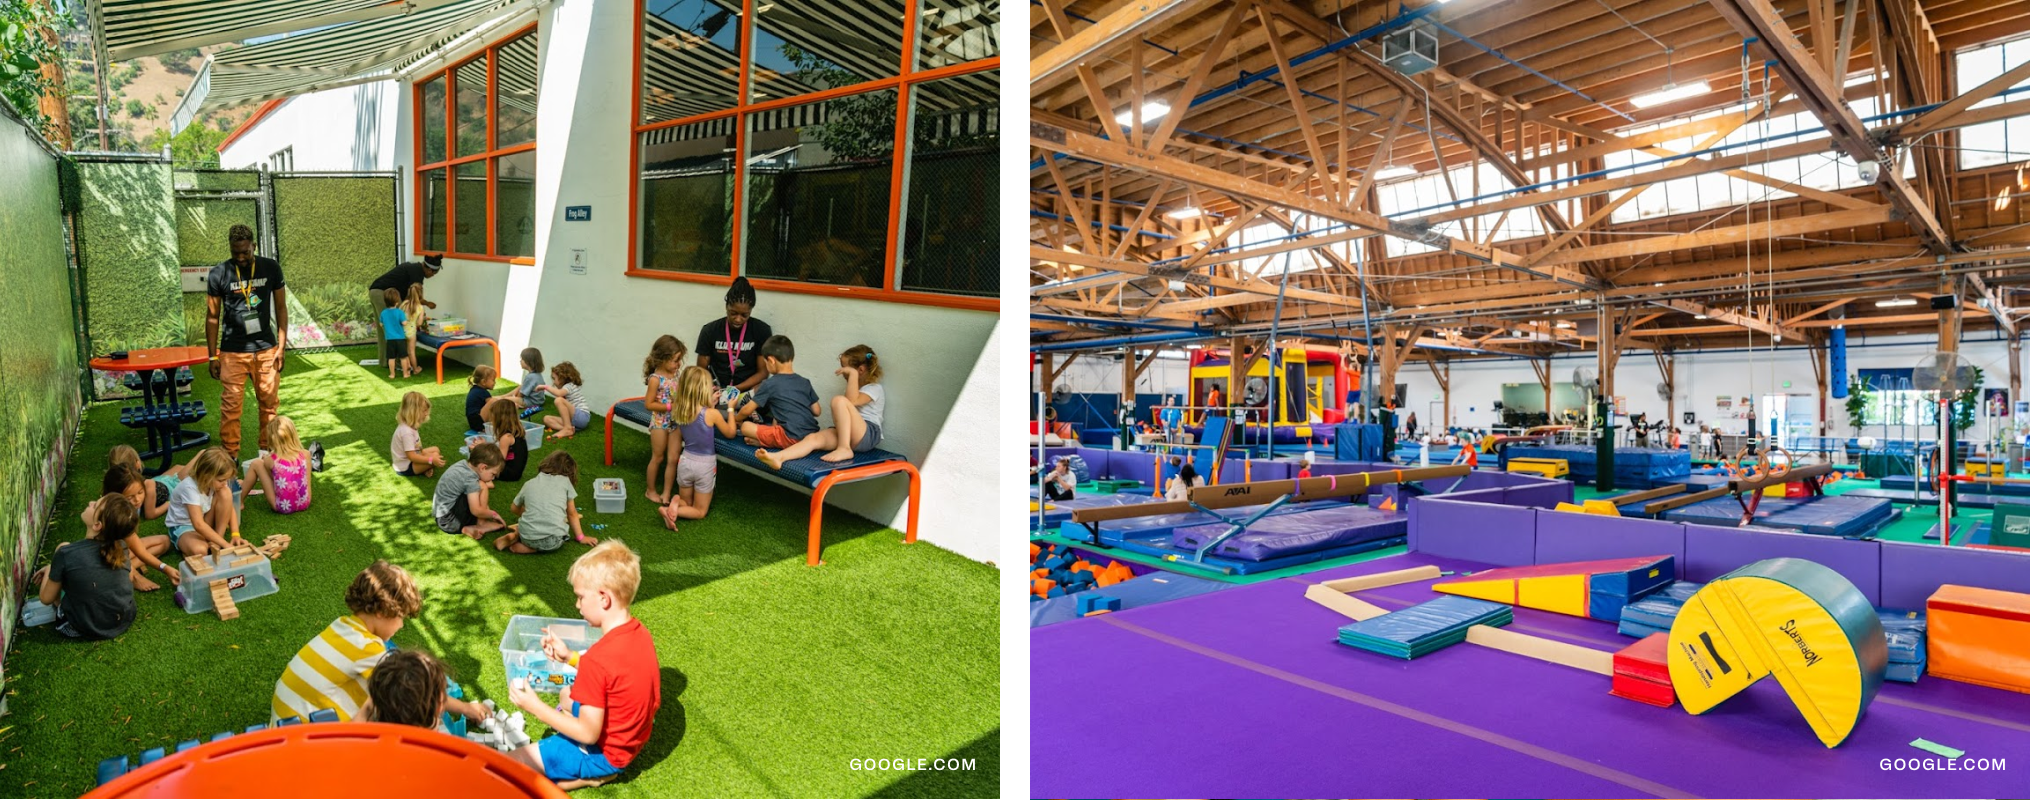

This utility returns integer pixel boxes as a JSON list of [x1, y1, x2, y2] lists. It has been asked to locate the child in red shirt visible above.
[[507, 540, 661, 789]]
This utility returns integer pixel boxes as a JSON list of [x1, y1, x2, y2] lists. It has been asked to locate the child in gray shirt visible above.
[[495, 451, 599, 554]]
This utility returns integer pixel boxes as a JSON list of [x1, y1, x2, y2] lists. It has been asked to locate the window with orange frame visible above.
[[414, 26, 540, 261]]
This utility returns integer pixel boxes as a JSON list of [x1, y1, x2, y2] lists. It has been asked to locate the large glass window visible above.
[[917, 0, 997, 70], [631, 0, 999, 308], [749, 0, 905, 104], [641, 0, 742, 123], [414, 28, 539, 260], [1957, 36, 2030, 169], [744, 91, 896, 287], [899, 72, 996, 296], [639, 118, 737, 275]]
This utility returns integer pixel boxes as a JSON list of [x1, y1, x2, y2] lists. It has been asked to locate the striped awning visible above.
[[169, 0, 528, 129]]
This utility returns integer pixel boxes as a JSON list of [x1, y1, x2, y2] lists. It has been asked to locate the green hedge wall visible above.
[[176, 197, 259, 266], [274, 176, 397, 346], [75, 160, 183, 398], [0, 118, 84, 677], [174, 170, 260, 192]]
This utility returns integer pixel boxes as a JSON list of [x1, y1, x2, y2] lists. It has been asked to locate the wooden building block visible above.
[[1318, 566, 1442, 594], [1465, 624, 1615, 675]]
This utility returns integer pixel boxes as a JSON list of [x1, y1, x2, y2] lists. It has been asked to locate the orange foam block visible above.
[[1926, 584, 2030, 694]]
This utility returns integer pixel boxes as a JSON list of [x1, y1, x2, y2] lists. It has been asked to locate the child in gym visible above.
[[393, 391, 445, 477], [242, 416, 313, 514], [379, 288, 411, 379], [513, 348, 548, 419], [400, 284, 427, 379], [497, 451, 599, 554], [540, 362, 591, 439], [482, 398, 529, 483], [361, 649, 452, 730], [467, 365, 500, 433], [756, 344, 883, 468], [733, 336, 818, 452]]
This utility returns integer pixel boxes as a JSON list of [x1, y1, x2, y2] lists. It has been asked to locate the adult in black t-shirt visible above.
[[369, 254, 443, 312], [207, 224, 288, 458], [695, 276, 773, 391]]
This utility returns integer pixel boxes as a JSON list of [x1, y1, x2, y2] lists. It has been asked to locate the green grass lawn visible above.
[[0, 347, 997, 798]]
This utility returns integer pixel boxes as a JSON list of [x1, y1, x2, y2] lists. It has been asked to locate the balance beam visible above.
[[1608, 484, 1687, 507], [1069, 465, 1470, 523], [1727, 462, 1835, 494], [1465, 625, 1615, 675], [1644, 486, 1729, 516], [1318, 565, 1443, 593], [1304, 583, 1390, 621]]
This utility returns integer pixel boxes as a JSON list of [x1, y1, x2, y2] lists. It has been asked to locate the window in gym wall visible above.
[[413, 26, 539, 261], [742, 91, 897, 289], [898, 71, 997, 297], [637, 117, 737, 276]]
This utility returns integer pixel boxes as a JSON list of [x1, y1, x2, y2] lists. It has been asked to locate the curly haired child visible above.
[[272, 561, 491, 723]]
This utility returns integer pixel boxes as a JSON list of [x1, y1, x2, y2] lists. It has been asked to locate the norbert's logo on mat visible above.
[[1778, 619, 1822, 667]]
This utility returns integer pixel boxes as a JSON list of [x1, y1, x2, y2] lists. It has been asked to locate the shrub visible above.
[[175, 197, 257, 265], [74, 160, 183, 374]]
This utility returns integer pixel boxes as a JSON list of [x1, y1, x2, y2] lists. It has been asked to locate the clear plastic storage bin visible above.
[[177, 550, 279, 614], [498, 615, 604, 690], [594, 478, 625, 513]]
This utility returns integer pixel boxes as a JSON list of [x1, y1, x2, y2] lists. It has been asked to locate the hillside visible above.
[[62, 41, 253, 152]]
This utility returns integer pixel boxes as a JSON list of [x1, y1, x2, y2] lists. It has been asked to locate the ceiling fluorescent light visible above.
[[1115, 101, 1169, 126], [1630, 80, 1710, 109], [1876, 297, 1917, 308], [1165, 207, 1204, 220], [1694, 314, 1708, 320], [1373, 165, 1418, 180]]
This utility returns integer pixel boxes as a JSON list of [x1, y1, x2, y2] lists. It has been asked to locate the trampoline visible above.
[[1031, 552, 2030, 798], [1660, 494, 1897, 538]]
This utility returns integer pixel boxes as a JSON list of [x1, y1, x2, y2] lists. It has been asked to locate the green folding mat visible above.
[[1336, 596, 1514, 659]]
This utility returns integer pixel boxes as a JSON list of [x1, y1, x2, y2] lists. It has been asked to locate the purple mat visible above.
[[1409, 497, 1537, 565], [1168, 505, 1405, 561], [1877, 539, 2030, 608], [1536, 514, 1689, 580], [1682, 523, 1882, 606], [1034, 551, 2030, 797]]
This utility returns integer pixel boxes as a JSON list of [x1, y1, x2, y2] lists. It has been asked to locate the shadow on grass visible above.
[[867, 728, 1000, 798], [602, 665, 689, 784]]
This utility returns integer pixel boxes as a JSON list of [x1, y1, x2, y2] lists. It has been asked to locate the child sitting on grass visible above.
[[379, 288, 412, 379], [539, 362, 591, 439], [435, 442, 511, 539], [89, 464, 180, 592], [482, 398, 529, 483], [497, 451, 598, 554], [757, 344, 884, 468], [242, 416, 313, 514], [167, 448, 246, 556], [513, 348, 547, 420], [731, 336, 819, 451], [33, 492, 140, 640], [467, 365, 501, 433], [110, 444, 184, 521], [393, 391, 446, 478], [506, 540, 661, 789], [362, 649, 455, 729], [272, 561, 492, 723]]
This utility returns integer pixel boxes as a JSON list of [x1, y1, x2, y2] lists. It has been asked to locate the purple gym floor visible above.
[[1033, 552, 2030, 798]]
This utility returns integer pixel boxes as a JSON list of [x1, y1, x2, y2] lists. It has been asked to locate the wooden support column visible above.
[[1810, 338, 1830, 434], [1039, 353, 1057, 398], [2011, 337, 2022, 412], [1531, 356, 1554, 420], [1426, 357, 1453, 430], [1598, 306, 1623, 404], [1121, 347, 1137, 405]]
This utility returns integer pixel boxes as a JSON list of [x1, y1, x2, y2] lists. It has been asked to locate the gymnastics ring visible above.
[[1044, 407, 1058, 421], [1762, 446, 1793, 479], [1728, 447, 1759, 481]]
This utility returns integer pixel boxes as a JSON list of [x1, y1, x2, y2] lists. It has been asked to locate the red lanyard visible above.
[[723, 321, 747, 373]]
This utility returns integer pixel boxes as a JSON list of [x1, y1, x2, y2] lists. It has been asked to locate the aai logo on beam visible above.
[[565, 206, 591, 222]]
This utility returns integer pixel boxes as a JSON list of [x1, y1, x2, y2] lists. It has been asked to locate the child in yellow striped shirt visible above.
[[270, 561, 490, 724]]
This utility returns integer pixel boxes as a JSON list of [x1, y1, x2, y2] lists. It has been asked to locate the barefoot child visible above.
[[540, 362, 591, 439], [731, 336, 818, 452], [401, 285, 427, 379], [272, 561, 492, 723], [435, 443, 510, 539], [34, 493, 140, 640], [758, 344, 884, 468], [89, 465, 181, 592], [660, 367, 733, 529], [393, 391, 445, 477], [506, 541, 661, 789], [168, 448, 245, 556], [242, 416, 313, 514], [110, 444, 184, 521], [467, 366, 501, 433], [379, 288, 411, 379], [497, 451, 599, 554], [641, 336, 684, 505]]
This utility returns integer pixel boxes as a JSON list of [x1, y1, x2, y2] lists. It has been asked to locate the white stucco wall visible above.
[[218, 81, 403, 172]]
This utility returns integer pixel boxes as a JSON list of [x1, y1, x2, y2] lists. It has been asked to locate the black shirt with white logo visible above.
[[696, 316, 773, 388], [208, 256, 286, 352]]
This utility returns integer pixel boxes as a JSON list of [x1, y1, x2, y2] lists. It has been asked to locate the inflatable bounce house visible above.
[[1185, 345, 1351, 449]]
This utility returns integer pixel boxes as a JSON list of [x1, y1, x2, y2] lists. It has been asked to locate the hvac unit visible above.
[[1383, 25, 1439, 76]]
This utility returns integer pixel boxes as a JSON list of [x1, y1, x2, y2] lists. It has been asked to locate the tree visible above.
[[0, 0, 66, 138], [123, 97, 144, 117], [165, 118, 227, 167], [779, 44, 894, 162]]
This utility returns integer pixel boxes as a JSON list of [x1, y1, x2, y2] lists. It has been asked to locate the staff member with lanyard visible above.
[[695, 276, 772, 396], [207, 224, 287, 459], [370, 254, 443, 312]]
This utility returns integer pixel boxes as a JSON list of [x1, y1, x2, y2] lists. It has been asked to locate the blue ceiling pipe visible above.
[[1031, 331, 1217, 352], [1030, 314, 1212, 333]]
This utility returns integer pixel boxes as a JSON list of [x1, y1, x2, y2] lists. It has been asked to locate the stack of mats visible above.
[[1610, 633, 1675, 707], [1659, 494, 1895, 538], [1880, 608, 1928, 683], [1617, 581, 1704, 638], [1502, 444, 1690, 488], [1335, 595, 1512, 659], [1431, 555, 1674, 622], [1925, 585, 2030, 694]]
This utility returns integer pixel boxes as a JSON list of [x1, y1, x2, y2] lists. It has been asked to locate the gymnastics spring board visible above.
[[1032, 550, 2030, 799]]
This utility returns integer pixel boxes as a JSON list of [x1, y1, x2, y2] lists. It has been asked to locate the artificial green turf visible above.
[[0, 347, 997, 798]]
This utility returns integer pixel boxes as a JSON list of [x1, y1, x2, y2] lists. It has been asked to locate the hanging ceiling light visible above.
[[1165, 206, 1204, 220], [1875, 297, 1918, 308], [1115, 101, 1169, 126], [1631, 81, 1710, 109]]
